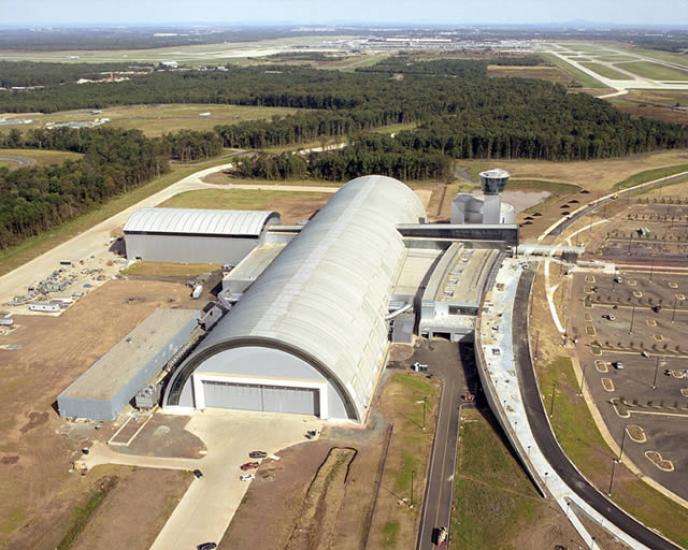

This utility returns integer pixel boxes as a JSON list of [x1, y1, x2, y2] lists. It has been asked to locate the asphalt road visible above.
[[415, 341, 467, 550], [546, 171, 688, 238], [513, 270, 681, 550]]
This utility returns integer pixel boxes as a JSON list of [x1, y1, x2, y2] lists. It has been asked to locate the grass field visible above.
[[613, 163, 688, 190], [487, 64, 573, 85], [451, 407, 545, 549], [0, 36, 356, 66], [158, 188, 331, 224], [0, 148, 82, 167], [616, 61, 688, 81], [580, 62, 630, 80], [0, 153, 238, 276], [606, 43, 688, 68], [123, 261, 220, 277], [1, 104, 300, 137], [540, 53, 605, 88], [456, 150, 688, 192]]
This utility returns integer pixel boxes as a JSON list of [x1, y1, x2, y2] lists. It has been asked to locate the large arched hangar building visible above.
[[164, 176, 426, 421]]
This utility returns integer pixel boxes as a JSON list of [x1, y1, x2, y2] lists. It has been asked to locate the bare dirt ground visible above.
[[220, 370, 439, 550], [220, 435, 385, 550], [0, 279, 197, 549], [71, 467, 192, 550]]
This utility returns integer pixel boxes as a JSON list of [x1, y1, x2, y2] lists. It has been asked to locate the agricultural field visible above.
[[0, 104, 301, 137], [0, 147, 82, 169]]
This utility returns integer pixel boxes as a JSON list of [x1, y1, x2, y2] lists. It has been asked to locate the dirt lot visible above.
[[70, 467, 191, 550], [220, 370, 439, 550], [0, 279, 197, 549]]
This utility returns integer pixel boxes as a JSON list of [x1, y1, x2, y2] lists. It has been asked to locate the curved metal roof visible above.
[[124, 208, 278, 237], [168, 176, 426, 420]]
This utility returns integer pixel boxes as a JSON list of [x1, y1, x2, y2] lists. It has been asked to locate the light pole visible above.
[[579, 361, 588, 395], [652, 356, 663, 390], [410, 469, 415, 507], [629, 303, 636, 335], [608, 426, 627, 497]]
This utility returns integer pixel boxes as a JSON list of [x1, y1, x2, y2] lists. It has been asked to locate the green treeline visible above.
[[0, 61, 153, 88], [0, 127, 221, 249], [234, 135, 449, 181]]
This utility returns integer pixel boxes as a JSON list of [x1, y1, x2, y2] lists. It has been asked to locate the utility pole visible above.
[[549, 380, 557, 417], [422, 396, 427, 431]]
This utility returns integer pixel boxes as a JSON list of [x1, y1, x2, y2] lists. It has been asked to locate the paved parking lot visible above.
[[571, 271, 688, 500]]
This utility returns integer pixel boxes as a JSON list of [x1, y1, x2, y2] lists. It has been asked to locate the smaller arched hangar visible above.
[[124, 207, 280, 265], [163, 176, 426, 421]]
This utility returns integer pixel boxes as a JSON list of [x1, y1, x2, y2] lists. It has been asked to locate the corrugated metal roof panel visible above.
[[188, 175, 426, 420], [123, 208, 278, 237]]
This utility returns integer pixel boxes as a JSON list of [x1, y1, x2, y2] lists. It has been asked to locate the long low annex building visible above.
[[124, 207, 280, 265], [163, 176, 427, 422], [58, 308, 199, 421]]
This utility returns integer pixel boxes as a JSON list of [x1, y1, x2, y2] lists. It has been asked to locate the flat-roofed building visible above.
[[58, 308, 199, 421], [419, 244, 500, 341]]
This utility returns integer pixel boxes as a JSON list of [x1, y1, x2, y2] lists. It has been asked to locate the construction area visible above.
[[0, 169, 525, 549]]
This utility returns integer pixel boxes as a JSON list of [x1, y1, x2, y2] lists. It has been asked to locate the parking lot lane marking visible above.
[[601, 378, 615, 392]]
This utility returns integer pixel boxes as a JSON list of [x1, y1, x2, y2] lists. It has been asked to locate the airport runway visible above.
[[513, 270, 681, 550]]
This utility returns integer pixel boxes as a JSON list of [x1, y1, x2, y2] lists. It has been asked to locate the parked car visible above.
[[413, 361, 429, 373], [240, 461, 260, 471], [193, 469, 204, 479], [614, 361, 624, 370], [240, 473, 256, 481], [197, 543, 217, 550], [603, 314, 616, 321], [249, 451, 268, 459], [305, 429, 319, 440]]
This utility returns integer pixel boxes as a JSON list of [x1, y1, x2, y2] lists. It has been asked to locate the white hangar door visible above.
[[200, 380, 320, 416]]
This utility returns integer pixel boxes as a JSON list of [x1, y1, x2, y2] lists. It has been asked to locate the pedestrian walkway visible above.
[[478, 258, 649, 550]]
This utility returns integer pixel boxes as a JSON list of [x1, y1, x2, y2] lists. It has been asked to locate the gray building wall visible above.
[[179, 346, 348, 419], [125, 233, 259, 265], [58, 315, 198, 421]]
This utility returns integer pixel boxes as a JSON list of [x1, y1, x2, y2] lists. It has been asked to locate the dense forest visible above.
[[0, 126, 223, 249], [1, 56, 688, 248], [0, 61, 153, 88]]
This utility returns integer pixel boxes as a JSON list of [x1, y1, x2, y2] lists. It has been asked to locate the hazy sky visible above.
[[1, 0, 687, 26]]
